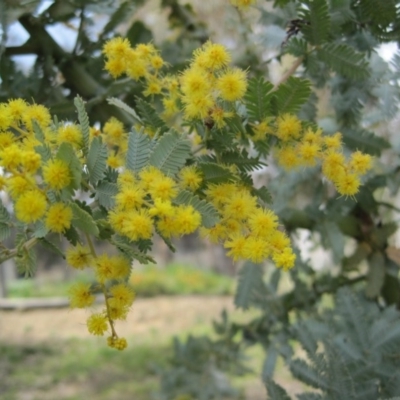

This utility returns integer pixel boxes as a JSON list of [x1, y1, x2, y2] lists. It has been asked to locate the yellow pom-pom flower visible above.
[[45, 202, 73, 233], [335, 172, 360, 197], [42, 159, 71, 190], [66, 244, 93, 270], [122, 209, 153, 241], [349, 151, 372, 175], [217, 68, 247, 101], [110, 283, 135, 307], [87, 313, 108, 336], [15, 190, 47, 223], [276, 114, 302, 141], [179, 166, 203, 191], [68, 282, 95, 308]]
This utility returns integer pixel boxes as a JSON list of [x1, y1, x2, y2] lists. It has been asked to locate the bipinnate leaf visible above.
[[126, 128, 152, 173], [87, 137, 107, 185], [74, 96, 90, 155], [198, 162, 234, 184], [70, 202, 99, 236], [174, 190, 219, 228], [289, 359, 328, 390], [136, 97, 169, 134], [365, 252, 385, 299], [244, 77, 274, 122], [298, 0, 330, 45], [111, 235, 155, 264], [318, 43, 369, 79], [341, 127, 390, 156], [107, 97, 142, 123], [56, 143, 82, 190], [95, 181, 118, 209], [271, 77, 311, 115], [264, 379, 291, 400], [0, 202, 10, 223], [148, 130, 191, 176], [0, 223, 10, 241], [234, 261, 264, 309]]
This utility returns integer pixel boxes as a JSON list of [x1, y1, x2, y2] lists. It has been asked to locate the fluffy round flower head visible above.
[[205, 183, 237, 208], [21, 150, 41, 174], [150, 54, 164, 70], [303, 127, 323, 145], [298, 142, 321, 166], [149, 198, 175, 217], [195, 42, 231, 71], [117, 169, 136, 188], [95, 253, 130, 283], [179, 166, 203, 191], [110, 283, 135, 307], [139, 166, 164, 191], [87, 313, 108, 336], [273, 248, 296, 270], [249, 208, 279, 238], [270, 230, 290, 252], [276, 114, 302, 141], [126, 57, 148, 80], [217, 68, 247, 101], [252, 119, 274, 142], [7, 175, 35, 198], [108, 210, 125, 234], [162, 97, 179, 118], [112, 255, 131, 279], [200, 223, 228, 243], [107, 298, 129, 320], [157, 214, 180, 238], [224, 234, 247, 261], [183, 95, 214, 120], [275, 146, 300, 170], [349, 151, 372, 175], [66, 244, 93, 270], [244, 236, 271, 263], [335, 172, 360, 197], [57, 124, 82, 148], [45, 202, 73, 233], [42, 159, 71, 190], [143, 78, 162, 97], [322, 151, 346, 182], [115, 186, 145, 211], [15, 190, 47, 223], [122, 209, 153, 241], [105, 57, 126, 78], [107, 336, 128, 351], [223, 191, 258, 221], [148, 174, 177, 201], [0, 132, 14, 149], [1, 144, 22, 171], [69, 282, 95, 308], [324, 132, 342, 151], [102, 37, 131, 60], [0, 175, 7, 191], [8, 98, 28, 122], [107, 153, 124, 169], [174, 205, 202, 235], [180, 68, 211, 97], [0, 104, 13, 131], [22, 104, 51, 131], [136, 43, 156, 60], [103, 117, 125, 144]]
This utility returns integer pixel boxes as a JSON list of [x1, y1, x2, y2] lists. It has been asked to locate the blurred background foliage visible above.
[[1, 0, 400, 399]]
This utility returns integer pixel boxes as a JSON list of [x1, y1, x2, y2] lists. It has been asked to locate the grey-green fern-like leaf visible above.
[[289, 359, 329, 390], [265, 379, 291, 400], [234, 261, 264, 309], [111, 235, 155, 264], [198, 162, 234, 184], [0, 202, 10, 223], [70, 202, 99, 236], [136, 97, 169, 134], [0, 222, 10, 241], [56, 143, 82, 190], [32, 120, 45, 142], [87, 137, 107, 185], [95, 181, 118, 209], [148, 130, 191, 176], [298, 0, 330, 45], [126, 128, 152, 173], [74, 96, 90, 155], [318, 43, 369, 79], [107, 97, 142, 124], [174, 190, 219, 228], [271, 77, 311, 115], [244, 77, 274, 122], [341, 127, 390, 156]]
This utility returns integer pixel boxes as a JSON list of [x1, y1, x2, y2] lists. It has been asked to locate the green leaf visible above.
[[271, 77, 311, 115], [70, 202, 99, 236], [265, 379, 291, 400], [174, 190, 219, 228], [32, 120, 45, 142], [136, 97, 169, 134], [262, 348, 279, 380], [318, 43, 369, 79], [366, 252, 385, 298], [284, 37, 308, 57], [111, 235, 155, 264], [298, 0, 330, 45], [319, 220, 345, 263], [74, 96, 90, 155], [35, 144, 52, 163], [244, 77, 274, 122], [0, 202, 10, 223], [87, 137, 107, 185], [38, 237, 65, 259], [341, 127, 390, 156], [148, 130, 191, 176], [252, 186, 272, 205], [0, 222, 10, 241], [126, 128, 152, 173], [220, 150, 266, 173], [107, 97, 142, 124], [234, 261, 264, 310], [56, 143, 82, 190], [33, 220, 49, 238], [95, 181, 118, 209], [289, 359, 328, 390], [64, 226, 80, 246], [198, 162, 234, 184]]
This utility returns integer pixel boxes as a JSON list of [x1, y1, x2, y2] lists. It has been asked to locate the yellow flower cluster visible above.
[[109, 168, 203, 240], [66, 245, 135, 350], [201, 182, 296, 270], [252, 114, 373, 197], [230, 0, 257, 10]]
